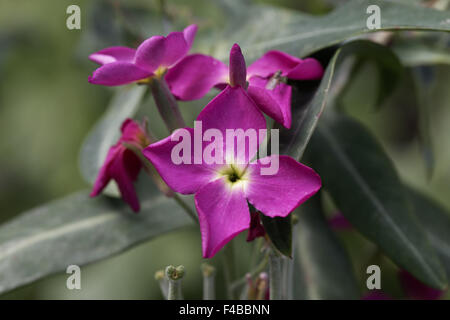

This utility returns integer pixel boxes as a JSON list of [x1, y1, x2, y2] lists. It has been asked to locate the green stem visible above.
[[149, 77, 185, 133], [173, 194, 198, 224], [222, 241, 236, 299], [269, 251, 282, 300], [166, 265, 185, 300], [230, 253, 269, 292], [201, 263, 216, 300]]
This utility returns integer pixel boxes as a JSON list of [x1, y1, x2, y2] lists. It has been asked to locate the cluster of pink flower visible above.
[[88, 25, 323, 258]]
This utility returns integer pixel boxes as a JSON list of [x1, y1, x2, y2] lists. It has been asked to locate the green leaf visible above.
[[0, 185, 193, 295], [304, 113, 447, 289], [294, 194, 360, 299], [213, 0, 450, 61], [279, 49, 339, 159], [393, 40, 450, 67], [79, 85, 146, 197], [260, 215, 292, 257], [407, 186, 450, 279], [337, 40, 404, 108]]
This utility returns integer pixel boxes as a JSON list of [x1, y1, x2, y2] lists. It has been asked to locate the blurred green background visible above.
[[0, 0, 449, 299]]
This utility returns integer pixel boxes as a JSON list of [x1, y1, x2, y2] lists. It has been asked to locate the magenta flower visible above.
[[399, 269, 445, 300], [143, 69, 321, 258], [165, 44, 323, 128], [90, 119, 151, 212], [88, 25, 197, 86]]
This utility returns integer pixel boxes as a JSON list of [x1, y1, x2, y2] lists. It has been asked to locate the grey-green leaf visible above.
[[213, 0, 450, 61], [407, 186, 450, 279], [294, 194, 360, 299], [304, 113, 447, 289], [0, 186, 193, 295], [79, 85, 146, 196], [279, 49, 339, 159], [260, 215, 292, 257]]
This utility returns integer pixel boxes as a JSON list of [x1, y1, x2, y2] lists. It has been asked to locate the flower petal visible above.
[[247, 76, 292, 128], [246, 155, 321, 217], [246, 211, 266, 242], [399, 270, 444, 300], [286, 58, 324, 80], [229, 43, 247, 87], [197, 86, 266, 164], [165, 54, 228, 100], [183, 24, 198, 49], [160, 31, 189, 67], [90, 145, 120, 197], [143, 128, 217, 194], [247, 50, 302, 78], [134, 35, 166, 72], [89, 46, 136, 65], [88, 62, 152, 86], [195, 178, 250, 258], [110, 149, 141, 212]]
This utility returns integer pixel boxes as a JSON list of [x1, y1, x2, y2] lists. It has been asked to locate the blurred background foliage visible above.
[[0, 0, 449, 299]]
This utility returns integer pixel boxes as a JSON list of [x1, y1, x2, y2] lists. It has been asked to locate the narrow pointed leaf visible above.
[[304, 113, 447, 289], [294, 194, 360, 299], [407, 186, 450, 279], [0, 185, 193, 295], [260, 215, 292, 257], [214, 0, 450, 62]]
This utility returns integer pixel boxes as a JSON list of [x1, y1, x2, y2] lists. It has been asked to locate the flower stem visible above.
[[166, 265, 185, 300], [154, 269, 168, 299], [222, 241, 237, 299], [149, 77, 185, 133], [173, 194, 198, 224], [201, 263, 216, 300], [269, 251, 282, 300]]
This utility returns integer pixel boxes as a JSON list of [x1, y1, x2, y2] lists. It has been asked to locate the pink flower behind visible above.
[[88, 25, 197, 86], [165, 44, 324, 128], [90, 119, 151, 212]]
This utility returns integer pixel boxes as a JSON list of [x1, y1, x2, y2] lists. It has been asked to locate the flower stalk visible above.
[[149, 77, 185, 133], [268, 251, 283, 300], [155, 269, 168, 299], [201, 263, 216, 300], [166, 265, 185, 300]]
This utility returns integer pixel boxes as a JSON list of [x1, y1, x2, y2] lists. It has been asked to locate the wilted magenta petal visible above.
[[183, 24, 198, 49], [247, 76, 292, 128], [143, 128, 218, 194], [246, 211, 266, 242], [229, 44, 247, 87], [110, 149, 141, 212], [399, 270, 444, 300], [165, 54, 228, 100], [247, 50, 302, 78], [328, 211, 353, 230], [89, 46, 136, 65], [286, 58, 324, 80], [88, 62, 152, 86], [197, 86, 266, 164], [134, 35, 166, 72], [160, 31, 189, 67], [246, 155, 321, 217], [195, 178, 250, 258], [90, 145, 120, 197]]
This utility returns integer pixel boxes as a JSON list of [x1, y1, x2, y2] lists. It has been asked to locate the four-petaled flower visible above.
[[143, 60, 321, 258], [165, 43, 323, 128], [90, 118, 151, 212], [88, 24, 197, 86]]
